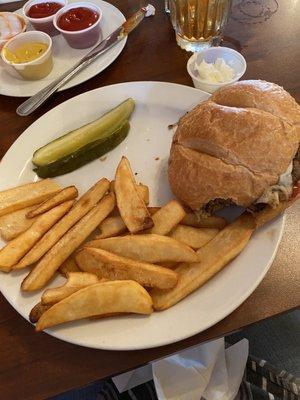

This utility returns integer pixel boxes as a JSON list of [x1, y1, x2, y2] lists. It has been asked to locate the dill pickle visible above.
[[32, 98, 135, 167], [34, 121, 130, 178]]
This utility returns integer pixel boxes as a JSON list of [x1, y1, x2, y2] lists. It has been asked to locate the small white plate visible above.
[[0, 0, 126, 97], [0, 82, 284, 350]]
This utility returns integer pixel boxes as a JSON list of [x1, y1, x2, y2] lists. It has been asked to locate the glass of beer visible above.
[[169, 0, 231, 52]]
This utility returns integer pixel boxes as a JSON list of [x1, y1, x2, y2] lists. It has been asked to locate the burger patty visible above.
[[199, 146, 300, 215], [203, 198, 234, 214]]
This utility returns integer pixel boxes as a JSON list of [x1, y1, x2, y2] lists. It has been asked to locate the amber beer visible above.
[[169, 0, 231, 51]]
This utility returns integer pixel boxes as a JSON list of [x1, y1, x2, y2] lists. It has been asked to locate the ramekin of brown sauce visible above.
[[23, 0, 67, 36], [53, 2, 102, 49]]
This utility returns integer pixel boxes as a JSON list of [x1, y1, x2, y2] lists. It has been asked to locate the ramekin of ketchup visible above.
[[53, 2, 102, 49], [23, 0, 67, 36]]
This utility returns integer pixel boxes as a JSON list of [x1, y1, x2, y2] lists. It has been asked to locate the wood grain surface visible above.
[[0, 0, 299, 399]]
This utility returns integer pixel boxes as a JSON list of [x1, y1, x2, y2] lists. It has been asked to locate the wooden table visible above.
[[0, 1, 299, 399]]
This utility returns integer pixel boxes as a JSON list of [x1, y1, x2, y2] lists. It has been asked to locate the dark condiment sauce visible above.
[[27, 2, 63, 18], [292, 184, 300, 198], [58, 7, 99, 31]]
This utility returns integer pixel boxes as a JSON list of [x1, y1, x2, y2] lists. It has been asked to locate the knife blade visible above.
[[17, 6, 148, 117]]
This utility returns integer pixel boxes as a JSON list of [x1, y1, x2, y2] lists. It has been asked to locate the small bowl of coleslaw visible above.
[[187, 47, 247, 93]]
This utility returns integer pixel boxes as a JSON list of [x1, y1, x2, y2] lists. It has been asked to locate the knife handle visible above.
[[16, 29, 124, 117], [16, 60, 85, 117], [16, 34, 118, 117]]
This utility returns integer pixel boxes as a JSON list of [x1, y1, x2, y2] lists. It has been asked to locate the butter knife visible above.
[[17, 6, 148, 116]]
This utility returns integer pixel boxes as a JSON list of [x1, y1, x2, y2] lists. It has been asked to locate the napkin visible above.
[[113, 338, 248, 400], [112, 364, 153, 393]]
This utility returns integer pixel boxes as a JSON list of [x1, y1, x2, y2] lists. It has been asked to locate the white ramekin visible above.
[[1, 31, 53, 80], [53, 2, 102, 49], [187, 47, 247, 93], [23, 0, 67, 36], [0, 12, 27, 50]]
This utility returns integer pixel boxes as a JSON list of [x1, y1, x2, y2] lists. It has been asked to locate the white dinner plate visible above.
[[0, 0, 126, 97], [0, 82, 284, 350]]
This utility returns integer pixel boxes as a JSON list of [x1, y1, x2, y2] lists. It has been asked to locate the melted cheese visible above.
[[256, 162, 293, 206]]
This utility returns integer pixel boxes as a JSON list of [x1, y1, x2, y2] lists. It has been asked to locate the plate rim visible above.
[[0, 81, 284, 350], [0, 0, 127, 97]]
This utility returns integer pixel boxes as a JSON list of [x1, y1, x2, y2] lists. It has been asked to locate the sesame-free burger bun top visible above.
[[211, 80, 300, 138]]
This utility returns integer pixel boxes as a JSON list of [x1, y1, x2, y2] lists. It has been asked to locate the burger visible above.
[[168, 80, 300, 214]]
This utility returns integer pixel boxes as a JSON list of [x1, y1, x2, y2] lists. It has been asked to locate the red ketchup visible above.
[[58, 7, 99, 31], [28, 2, 63, 18]]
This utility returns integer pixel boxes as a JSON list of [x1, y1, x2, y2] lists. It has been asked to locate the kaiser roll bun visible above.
[[168, 80, 300, 210]]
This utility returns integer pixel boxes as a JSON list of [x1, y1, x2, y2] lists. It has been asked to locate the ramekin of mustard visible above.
[[1, 31, 53, 80]]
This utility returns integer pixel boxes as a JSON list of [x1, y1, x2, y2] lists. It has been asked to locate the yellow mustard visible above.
[[3, 42, 48, 64]]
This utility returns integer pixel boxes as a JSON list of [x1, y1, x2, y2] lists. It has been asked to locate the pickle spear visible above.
[[32, 98, 135, 168], [34, 121, 130, 178]]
